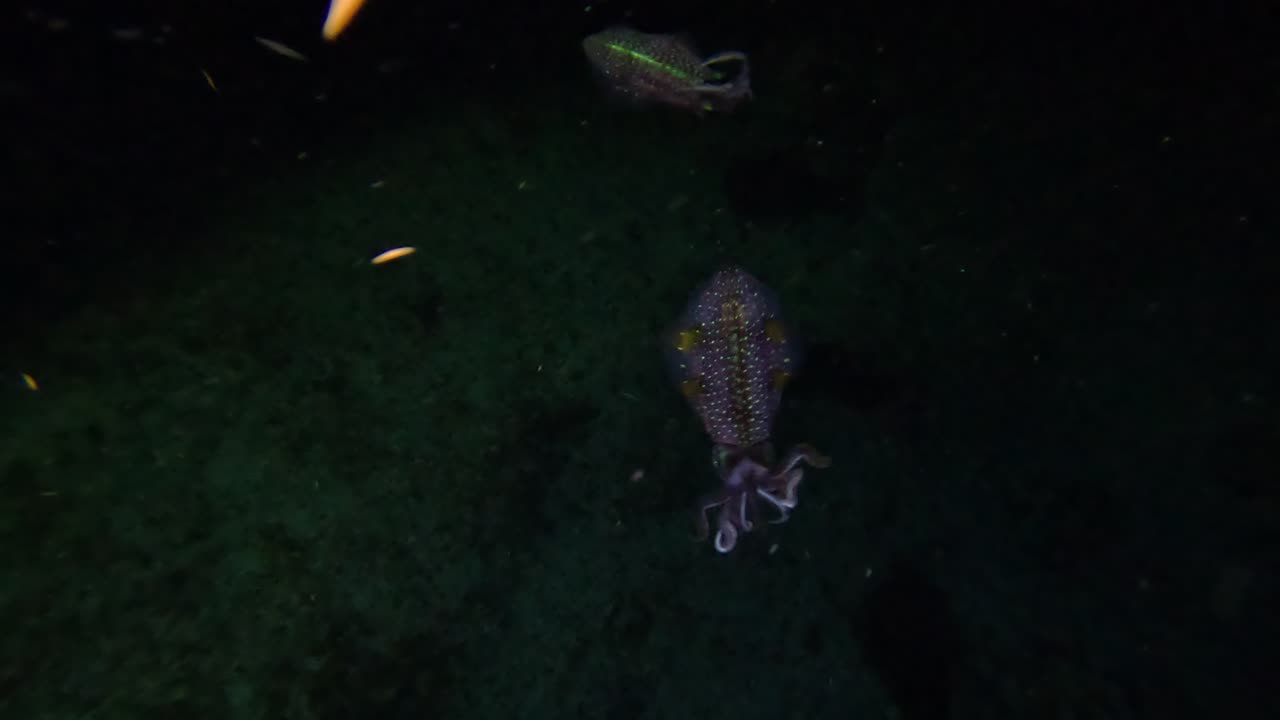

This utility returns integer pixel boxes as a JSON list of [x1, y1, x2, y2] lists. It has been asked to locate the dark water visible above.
[[2, 1, 1275, 718]]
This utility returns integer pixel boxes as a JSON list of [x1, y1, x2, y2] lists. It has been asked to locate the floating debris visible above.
[[371, 247, 416, 265], [254, 36, 308, 62], [323, 0, 369, 41], [110, 27, 145, 41]]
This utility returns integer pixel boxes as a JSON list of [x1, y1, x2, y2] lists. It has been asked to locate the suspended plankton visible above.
[[254, 36, 308, 62], [323, 0, 369, 41], [371, 247, 416, 265]]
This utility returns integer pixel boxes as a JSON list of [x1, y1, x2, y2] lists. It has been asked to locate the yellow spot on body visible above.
[[772, 369, 791, 391], [680, 378, 702, 399], [674, 329, 699, 352], [371, 246, 416, 265], [765, 319, 787, 344]]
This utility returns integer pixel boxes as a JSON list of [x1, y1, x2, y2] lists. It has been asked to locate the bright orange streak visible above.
[[323, 0, 368, 41], [371, 246, 416, 265], [21, 373, 38, 391]]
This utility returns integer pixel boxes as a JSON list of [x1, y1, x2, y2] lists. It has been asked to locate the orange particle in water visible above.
[[323, 0, 369, 41], [21, 373, 38, 391], [371, 247, 416, 265]]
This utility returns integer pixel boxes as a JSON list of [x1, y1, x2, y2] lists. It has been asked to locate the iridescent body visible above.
[[667, 268, 830, 553], [667, 268, 793, 446], [582, 26, 752, 113]]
